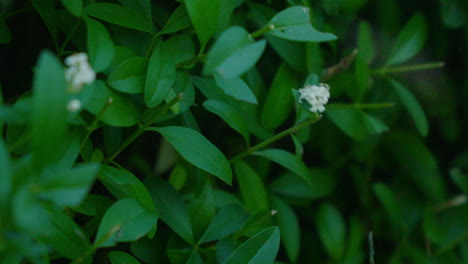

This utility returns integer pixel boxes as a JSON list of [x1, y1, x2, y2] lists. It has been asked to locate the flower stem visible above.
[[249, 24, 275, 39], [230, 116, 321, 163], [105, 94, 183, 163], [373, 62, 444, 75]]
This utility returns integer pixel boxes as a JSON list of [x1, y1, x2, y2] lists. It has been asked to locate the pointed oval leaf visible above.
[[316, 203, 346, 260], [0, 139, 11, 207], [148, 126, 232, 184], [145, 39, 176, 107], [32, 50, 67, 170], [234, 160, 268, 213], [199, 204, 249, 243], [108, 57, 147, 94], [82, 81, 140, 127], [147, 177, 194, 244], [204, 26, 266, 79], [99, 165, 156, 211], [38, 164, 100, 207], [186, 0, 220, 48], [388, 78, 428, 136], [160, 5, 192, 35], [223, 226, 280, 264], [85, 17, 115, 72], [95, 198, 158, 248], [214, 74, 258, 104], [216, 40, 266, 79], [60, 0, 83, 17], [260, 63, 300, 130], [271, 196, 300, 263], [109, 251, 142, 264], [204, 100, 250, 145], [267, 6, 337, 42], [87, 3, 154, 33], [386, 13, 427, 65], [253, 149, 311, 184]]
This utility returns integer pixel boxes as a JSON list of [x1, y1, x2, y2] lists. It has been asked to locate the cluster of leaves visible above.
[[0, 0, 467, 263]]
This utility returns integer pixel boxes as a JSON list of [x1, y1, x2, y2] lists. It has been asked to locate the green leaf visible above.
[[357, 21, 374, 63], [260, 63, 300, 130], [187, 251, 204, 264], [149, 126, 232, 184], [384, 132, 446, 201], [234, 160, 268, 213], [147, 177, 194, 244], [316, 203, 346, 260], [0, 16, 12, 43], [271, 196, 300, 263], [145, 39, 176, 107], [388, 78, 428, 136], [204, 100, 250, 145], [166, 34, 195, 64], [99, 165, 156, 211], [82, 80, 140, 127], [85, 17, 115, 72], [95, 198, 158, 248], [266, 35, 306, 72], [199, 204, 249, 243], [13, 188, 51, 237], [270, 169, 335, 200], [159, 5, 192, 35], [40, 206, 92, 259], [0, 139, 12, 208], [214, 74, 258, 104], [386, 13, 427, 65], [186, 0, 220, 48], [223, 226, 280, 264], [109, 251, 142, 264], [31, 0, 57, 40], [373, 183, 403, 233], [117, 0, 152, 26], [60, 0, 83, 17], [326, 107, 388, 140], [108, 57, 147, 94], [87, 3, 154, 33], [253, 149, 311, 185], [32, 51, 67, 170], [267, 6, 337, 42], [440, 0, 467, 28], [204, 26, 266, 79], [188, 182, 216, 241], [38, 164, 99, 207], [343, 216, 365, 263]]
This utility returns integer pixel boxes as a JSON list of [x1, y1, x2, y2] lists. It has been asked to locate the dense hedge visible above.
[[0, 0, 466, 263]]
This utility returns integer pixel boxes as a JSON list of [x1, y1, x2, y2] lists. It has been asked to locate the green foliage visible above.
[[0, 0, 465, 263]]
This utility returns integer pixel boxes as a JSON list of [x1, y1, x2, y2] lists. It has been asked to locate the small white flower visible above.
[[67, 99, 82, 112], [297, 83, 330, 113], [270, 209, 278, 216], [64, 53, 95, 93]]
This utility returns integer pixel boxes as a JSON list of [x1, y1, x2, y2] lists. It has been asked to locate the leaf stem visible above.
[[59, 19, 83, 56], [373, 62, 444, 75], [230, 115, 321, 163], [80, 97, 113, 150], [145, 33, 160, 59], [105, 94, 183, 163], [176, 53, 208, 68], [249, 24, 275, 39]]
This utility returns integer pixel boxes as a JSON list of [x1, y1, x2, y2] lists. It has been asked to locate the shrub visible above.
[[0, 0, 466, 263]]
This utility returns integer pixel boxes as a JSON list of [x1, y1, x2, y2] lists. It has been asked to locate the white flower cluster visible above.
[[65, 53, 95, 93], [297, 83, 330, 113]]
